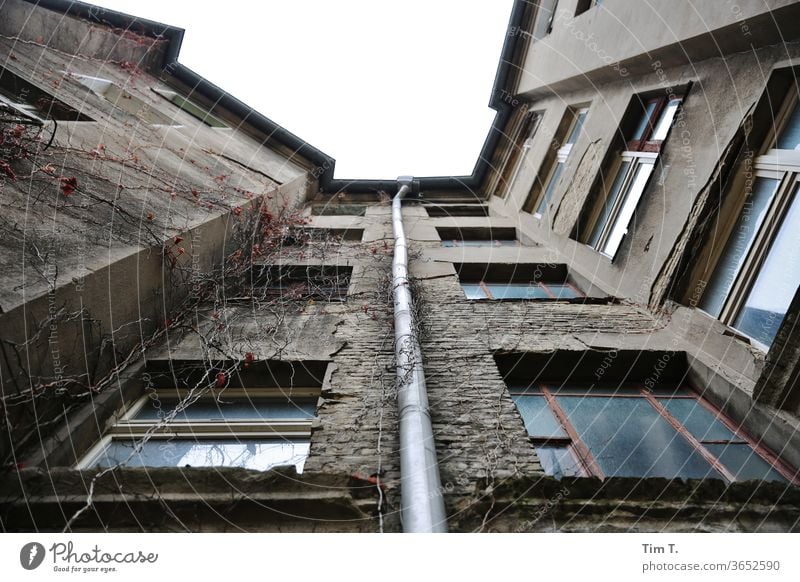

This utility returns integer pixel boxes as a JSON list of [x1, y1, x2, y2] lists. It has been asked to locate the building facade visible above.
[[1, 0, 800, 532]]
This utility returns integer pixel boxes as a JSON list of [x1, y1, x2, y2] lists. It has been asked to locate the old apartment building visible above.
[[1, 0, 800, 532]]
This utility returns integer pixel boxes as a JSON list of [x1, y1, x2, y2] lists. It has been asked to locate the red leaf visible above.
[[215, 372, 226, 388], [60, 176, 78, 196]]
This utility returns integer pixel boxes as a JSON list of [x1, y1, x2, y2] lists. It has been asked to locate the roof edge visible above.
[[23, 0, 530, 195]]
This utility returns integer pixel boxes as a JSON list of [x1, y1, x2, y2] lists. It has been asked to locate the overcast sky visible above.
[[91, 1, 514, 179]]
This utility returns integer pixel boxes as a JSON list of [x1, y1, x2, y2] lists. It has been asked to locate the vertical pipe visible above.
[[392, 178, 448, 533]]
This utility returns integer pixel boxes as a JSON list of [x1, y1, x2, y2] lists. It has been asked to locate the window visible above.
[[532, 0, 559, 40], [575, 0, 603, 16], [498, 352, 797, 483], [457, 263, 583, 300], [698, 86, 800, 348], [282, 228, 364, 246], [72, 74, 175, 125], [524, 105, 589, 216], [0, 67, 92, 123], [583, 93, 684, 259], [311, 204, 367, 216], [495, 110, 543, 198], [255, 265, 352, 302], [79, 386, 319, 472], [152, 87, 228, 128], [437, 227, 518, 247], [424, 204, 489, 217]]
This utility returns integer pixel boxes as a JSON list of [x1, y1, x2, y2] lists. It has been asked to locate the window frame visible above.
[[510, 383, 798, 483], [525, 104, 590, 217], [462, 280, 584, 301], [0, 67, 92, 123], [256, 265, 352, 302], [497, 109, 544, 199], [437, 226, 519, 247], [586, 150, 658, 258], [71, 73, 177, 126], [695, 87, 800, 348], [583, 93, 684, 260], [77, 386, 319, 471]]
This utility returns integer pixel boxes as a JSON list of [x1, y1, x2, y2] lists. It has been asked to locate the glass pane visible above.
[[631, 101, 658, 140], [700, 177, 780, 317], [557, 396, 721, 479], [545, 284, 581, 299], [733, 185, 800, 346], [659, 398, 738, 441], [445, 240, 516, 247], [133, 398, 317, 421], [535, 445, 583, 479], [650, 98, 682, 141], [487, 283, 551, 299], [601, 161, 654, 257], [566, 110, 588, 145], [511, 394, 566, 438], [588, 160, 632, 248], [551, 385, 686, 396], [93, 439, 311, 472], [704, 443, 787, 482], [461, 284, 487, 300], [776, 99, 800, 150], [536, 162, 564, 214]]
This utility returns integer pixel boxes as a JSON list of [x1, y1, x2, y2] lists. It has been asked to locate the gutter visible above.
[[392, 176, 447, 533]]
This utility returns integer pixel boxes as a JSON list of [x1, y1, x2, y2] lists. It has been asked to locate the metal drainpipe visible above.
[[392, 176, 448, 533]]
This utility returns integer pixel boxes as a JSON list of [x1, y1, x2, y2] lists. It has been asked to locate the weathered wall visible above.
[[0, 1, 313, 469]]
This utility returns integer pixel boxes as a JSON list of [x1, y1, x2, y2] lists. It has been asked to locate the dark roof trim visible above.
[[25, 0, 530, 195]]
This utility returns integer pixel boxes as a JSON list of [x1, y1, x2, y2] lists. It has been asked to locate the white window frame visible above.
[[77, 387, 319, 471], [588, 151, 658, 259]]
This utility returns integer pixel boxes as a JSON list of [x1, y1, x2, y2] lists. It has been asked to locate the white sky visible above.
[[91, 0, 514, 179]]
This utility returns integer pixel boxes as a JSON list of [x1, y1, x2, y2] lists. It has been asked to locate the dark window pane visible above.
[[511, 394, 566, 439], [631, 101, 658, 141], [704, 443, 787, 482], [93, 439, 310, 472], [659, 398, 738, 442], [700, 177, 779, 317], [535, 445, 583, 479], [557, 396, 721, 479], [776, 99, 800, 150], [133, 398, 317, 421], [733, 185, 800, 347]]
